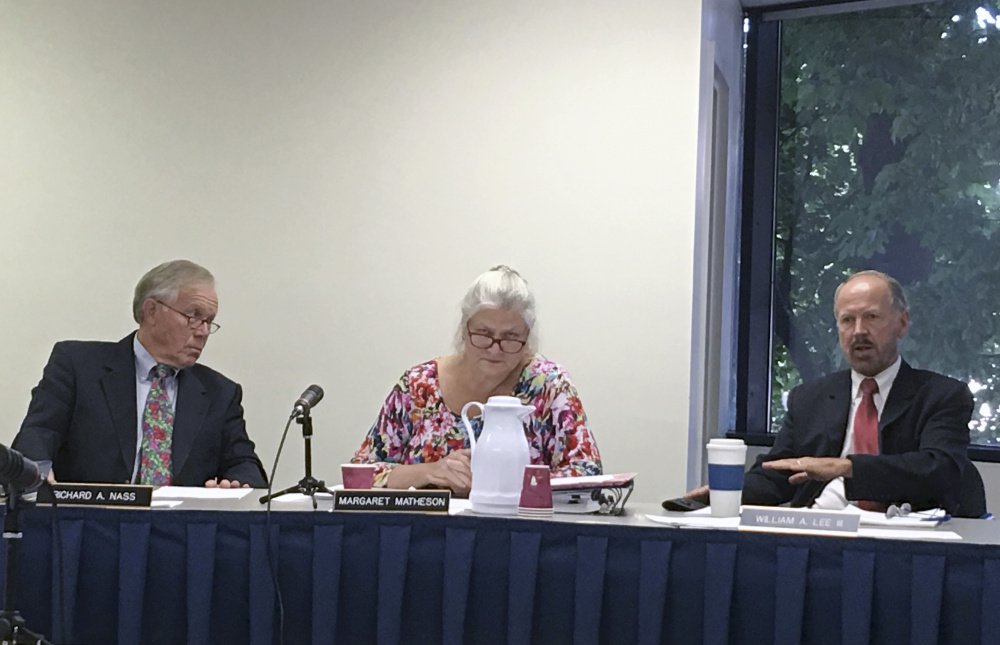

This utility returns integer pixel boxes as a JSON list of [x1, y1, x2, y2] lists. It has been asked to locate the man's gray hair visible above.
[[455, 265, 538, 353], [833, 269, 909, 313], [133, 260, 215, 323]]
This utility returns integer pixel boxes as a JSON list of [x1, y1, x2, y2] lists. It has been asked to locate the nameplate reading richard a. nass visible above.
[[740, 506, 859, 534], [333, 489, 450, 513], [36, 483, 153, 508]]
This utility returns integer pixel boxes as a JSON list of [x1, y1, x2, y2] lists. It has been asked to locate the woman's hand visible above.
[[423, 449, 472, 497], [385, 449, 473, 497]]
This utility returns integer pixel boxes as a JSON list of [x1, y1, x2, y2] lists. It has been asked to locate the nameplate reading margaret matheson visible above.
[[333, 489, 450, 513], [36, 483, 153, 508], [740, 506, 860, 535]]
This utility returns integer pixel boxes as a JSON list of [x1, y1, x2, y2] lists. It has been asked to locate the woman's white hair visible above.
[[133, 259, 215, 323], [454, 265, 538, 353]]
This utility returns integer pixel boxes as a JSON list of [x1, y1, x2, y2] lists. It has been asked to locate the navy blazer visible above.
[[742, 360, 982, 516], [13, 333, 267, 487]]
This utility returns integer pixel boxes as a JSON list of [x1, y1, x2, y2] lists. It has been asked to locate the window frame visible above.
[[734, 2, 1000, 462]]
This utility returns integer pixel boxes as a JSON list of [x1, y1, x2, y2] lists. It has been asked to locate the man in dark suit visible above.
[[13, 260, 267, 488], [740, 270, 983, 516]]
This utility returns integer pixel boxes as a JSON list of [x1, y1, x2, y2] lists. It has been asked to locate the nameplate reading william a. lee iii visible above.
[[36, 483, 153, 508], [740, 505, 860, 534], [333, 489, 450, 513]]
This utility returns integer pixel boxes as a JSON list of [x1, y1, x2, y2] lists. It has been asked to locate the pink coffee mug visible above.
[[341, 464, 376, 489]]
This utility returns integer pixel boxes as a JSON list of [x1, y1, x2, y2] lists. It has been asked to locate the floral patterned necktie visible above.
[[140, 364, 175, 486]]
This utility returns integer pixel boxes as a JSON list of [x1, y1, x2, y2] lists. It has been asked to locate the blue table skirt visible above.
[[5, 506, 1000, 645]]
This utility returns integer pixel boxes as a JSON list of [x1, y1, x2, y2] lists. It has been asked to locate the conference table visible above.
[[5, 492, 1000, 645]]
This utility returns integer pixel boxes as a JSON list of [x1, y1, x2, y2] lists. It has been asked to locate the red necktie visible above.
[[853, 377, 882, 511], [853, 378, 879, 455]]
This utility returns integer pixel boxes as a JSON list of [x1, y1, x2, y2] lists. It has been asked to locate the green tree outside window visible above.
[[772, 1, 1000, 444]]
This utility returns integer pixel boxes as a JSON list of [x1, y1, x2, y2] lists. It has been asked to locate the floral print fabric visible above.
[[140, 364, 174, 486], [352, 356, 602, 487]]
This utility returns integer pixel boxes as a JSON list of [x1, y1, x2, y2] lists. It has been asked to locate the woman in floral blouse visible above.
[[352, 265, 602, 496]]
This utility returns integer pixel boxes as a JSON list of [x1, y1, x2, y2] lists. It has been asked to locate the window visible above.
[[738, 0, 1000, 458]]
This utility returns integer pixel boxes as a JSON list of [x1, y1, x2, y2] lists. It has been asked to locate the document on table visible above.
[[151, 500, 184, 508], [268, 492, 335, 503], [551, 473, 636, 490], [152, 486, 254, 500], [646, 507, 740, 529], [843, 505, 949, 528], [858, 527, 962, 540]]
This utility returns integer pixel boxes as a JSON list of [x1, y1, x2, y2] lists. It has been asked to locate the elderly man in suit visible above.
[[740, 270, 984, 516], [13, 259, 266, 488], [683, 270, 984, 516]]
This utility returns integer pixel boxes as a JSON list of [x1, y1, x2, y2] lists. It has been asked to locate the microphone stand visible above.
[[0, 485, 54, 645], [259, 411, 334, 509]]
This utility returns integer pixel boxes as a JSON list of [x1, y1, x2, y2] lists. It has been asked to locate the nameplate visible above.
[[36, 483, 153, 508], [333, 489, 450, 513], [740, 506, 859, 534]]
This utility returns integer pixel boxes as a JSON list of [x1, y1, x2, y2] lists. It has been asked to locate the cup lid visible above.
[[707, 438, 746, 446]]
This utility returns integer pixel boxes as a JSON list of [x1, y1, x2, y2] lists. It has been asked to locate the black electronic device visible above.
[[661, 497, 708, 512]]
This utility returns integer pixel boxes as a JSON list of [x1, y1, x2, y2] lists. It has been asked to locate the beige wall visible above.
[[0, 1, 703, 502]]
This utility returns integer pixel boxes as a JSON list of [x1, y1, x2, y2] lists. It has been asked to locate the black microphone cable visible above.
[[263, 384, 326, 645], [262, 412, 296, 645], [47, 482, 67, 645], [35, 477, 67, 645]]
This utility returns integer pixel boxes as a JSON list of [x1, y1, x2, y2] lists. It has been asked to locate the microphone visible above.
[[0, 443, 44, 492], [292, 384, 324, 417]]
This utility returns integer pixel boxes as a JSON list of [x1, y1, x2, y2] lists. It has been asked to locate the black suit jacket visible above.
[[12, 333, 267, 487], [742, 360, 983, 516]]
